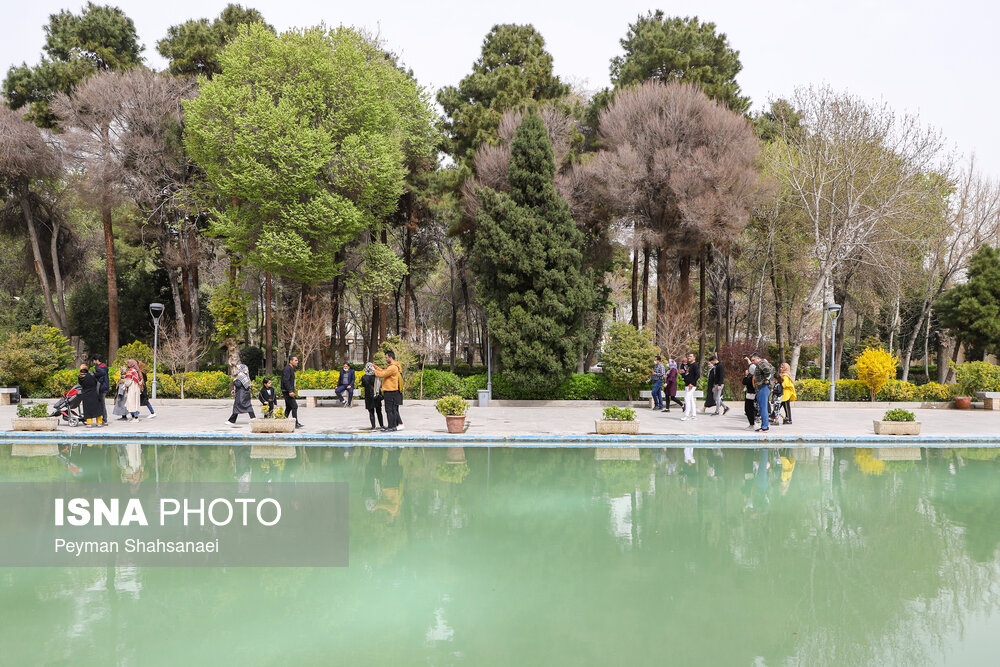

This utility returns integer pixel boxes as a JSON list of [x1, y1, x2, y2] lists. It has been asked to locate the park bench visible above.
[[639, 389, 703, 409], [298, 388, 364, 408], [976, 392, 1000, 410], [0, 387, 19, 406]]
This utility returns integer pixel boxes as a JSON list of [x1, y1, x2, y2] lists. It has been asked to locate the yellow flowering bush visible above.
[[856, 347, 898, 401]]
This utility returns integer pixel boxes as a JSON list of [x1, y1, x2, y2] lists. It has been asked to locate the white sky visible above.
[[3, 0, 998, 177]]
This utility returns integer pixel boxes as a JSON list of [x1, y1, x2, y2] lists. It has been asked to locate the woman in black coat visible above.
[[227, 364, 256, 425], [79, 365, 104, 426], [361, 363, 385, 431]]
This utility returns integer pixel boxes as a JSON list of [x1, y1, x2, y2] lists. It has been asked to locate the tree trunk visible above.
[[769, 258, 784, 363], [265, 272, 273, 374], [403, 215, 413, 340], [48, 217, 69, 330], [641, 244, 650, 328], [655, 245, 668, 344], [698, 246, 706, 363], [17, 182, 64, 334], [630, 245, 639, 327], [724, 253, 731, 345], [101, 201, 119, 362], [789, 343, 802, 380]]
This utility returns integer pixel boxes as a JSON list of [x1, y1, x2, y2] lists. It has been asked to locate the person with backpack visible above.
[[749, 352, 774, 432], [372, 350, 403, 432], [742, 360, 758, 429]]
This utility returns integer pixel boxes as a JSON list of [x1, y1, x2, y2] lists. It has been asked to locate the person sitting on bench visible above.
[[335, 362, 355, 407]]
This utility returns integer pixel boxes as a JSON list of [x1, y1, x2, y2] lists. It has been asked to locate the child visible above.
[[259, 377, 277, 415], [779, 363, 796, 424]]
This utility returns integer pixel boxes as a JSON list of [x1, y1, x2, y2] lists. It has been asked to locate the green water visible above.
[[2, 444, 1000, 666]]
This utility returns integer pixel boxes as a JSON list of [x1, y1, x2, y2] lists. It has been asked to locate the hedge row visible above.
[[33, 369, 961, 402]]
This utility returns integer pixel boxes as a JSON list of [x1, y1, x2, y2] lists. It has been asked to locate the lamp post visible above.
[[826, 304, 841, 402], [149, 303, 164, 399]]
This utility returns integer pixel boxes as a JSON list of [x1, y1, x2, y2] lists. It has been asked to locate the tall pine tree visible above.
[[470, 112, 596, 387]]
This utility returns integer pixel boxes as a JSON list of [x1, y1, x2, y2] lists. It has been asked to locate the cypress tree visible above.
[[470, 112, 596, 387]]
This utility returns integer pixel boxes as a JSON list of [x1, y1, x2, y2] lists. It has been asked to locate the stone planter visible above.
[[872, 420, 922, 435], [954, 396, 972, 409], [250, 444, 296, 459], [250, 418, 296, 434], [11, 417, 58, 432], [595, 419, 640, 435], [445, 415, 467, 434]]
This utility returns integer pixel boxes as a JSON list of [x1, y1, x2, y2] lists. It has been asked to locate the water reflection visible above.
[[1, 444, 999, 665]]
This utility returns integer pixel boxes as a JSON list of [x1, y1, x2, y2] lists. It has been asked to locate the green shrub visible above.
[[405, 369, 463, 399], [554, 373, 599, 399], [459, 374, 489, 399], [435, 394, 468, 416], [915, 382, 954, 401], [835, 379, 869, 401], [882, 408, 915, 422], [952, 361, 1000, 396], [602, 405, 636, 421], [876, 379, 917, 401], [600, 322, 658, 400], [0, 325, 75, 393], [795, 378, 830, 401], [17, 402, 50, 418], [112, 341, 154, 371], [152, 373, 180, 398], [45, 368, 81, 396], [178, 371, 232, 398]]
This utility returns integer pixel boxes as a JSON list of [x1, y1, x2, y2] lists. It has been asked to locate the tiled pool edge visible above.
[[3, 431, 1000, 448]]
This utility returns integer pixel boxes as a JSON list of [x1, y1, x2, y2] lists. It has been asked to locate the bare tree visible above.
[[0, 105, 70, 333], [159, 320, 208, 397], [765, 86, 946, 375], [292, 295, 330, 370], [588, 80, 761, 345]]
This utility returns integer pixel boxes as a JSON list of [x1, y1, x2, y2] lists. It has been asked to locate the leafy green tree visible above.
[[610, 12, 749, 113], [600, 322, 659, 401], [0, 325, 75, 393], [935, 245, 1000, 357], [3, 2, 143, 127], [184, 24, 434, 284], [469, 112, 597, 388], [157, 4, 272, 77], [437, 24, 569, 166]]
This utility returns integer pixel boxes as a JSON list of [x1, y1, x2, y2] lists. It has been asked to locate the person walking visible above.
[[112, 365, 129, 420], [335, 362, 355, 407], [91, 354, 110, 426], [664, 359, 684, 411], [779, 363, 796, 424], [706, 355, 729, 415], [78, 364, 103, 427], [372, 350, 403, 432], [650, 355, 665, 411], [361, 362, 385, 431], [750, 352, 774, 432], [227, 364, 256, 425], [138, 362, 156, 419], [742, 361, 757, 429], [281, 356, 303, 428], [123, 360, 143, 422], [681, 353, 700, 421], [259, 377, 277, 415]]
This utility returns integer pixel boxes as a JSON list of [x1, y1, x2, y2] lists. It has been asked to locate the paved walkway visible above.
[[3, 399, 999, 442]]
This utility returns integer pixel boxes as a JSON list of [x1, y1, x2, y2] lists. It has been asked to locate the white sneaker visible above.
[[147, 414, 156, 419], [680, 417, 688, 421], [395, 425, 404, 431]]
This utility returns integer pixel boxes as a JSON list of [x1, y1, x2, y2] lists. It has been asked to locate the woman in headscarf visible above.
[[79, 364, 103, 426], [361, 362, 385, 431], [112, 364, 129, 420], [123, 359, 143, 422], [663, 359, 684, 412], [227, 364, 256, 426]]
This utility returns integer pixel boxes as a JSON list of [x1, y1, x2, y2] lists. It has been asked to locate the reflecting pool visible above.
[[2, 443, 999, 666]]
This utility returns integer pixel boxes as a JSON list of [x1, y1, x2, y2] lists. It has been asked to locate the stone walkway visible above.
[[3, 399, 999, 440]]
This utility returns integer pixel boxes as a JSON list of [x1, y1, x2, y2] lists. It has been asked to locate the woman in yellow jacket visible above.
[[779, 363, 796, 424]]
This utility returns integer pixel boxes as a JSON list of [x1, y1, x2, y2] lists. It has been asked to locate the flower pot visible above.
[[446, 446, 467, 463], [445, 415, 466, 434], [872, 420, 922, 435], [595, 419, 640, 435], [954, 396, 972, 409], [11, 417, 58, 432], [250, 418, 296, 434]]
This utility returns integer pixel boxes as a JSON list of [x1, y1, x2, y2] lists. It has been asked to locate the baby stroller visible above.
[[767, 376, 784, 426], [50, 384, 84, 427]]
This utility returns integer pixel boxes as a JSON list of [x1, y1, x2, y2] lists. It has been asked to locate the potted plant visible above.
[[12, 403, 58, 432], [436, 395, 469, 434], [250, 405, 295, 433], [951, 361, 999, 409], [595, 405, 639, 435], [873, 408, 922, 435]]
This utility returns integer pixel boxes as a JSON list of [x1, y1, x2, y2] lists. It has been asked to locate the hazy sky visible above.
[[3, 0, 997, 177]]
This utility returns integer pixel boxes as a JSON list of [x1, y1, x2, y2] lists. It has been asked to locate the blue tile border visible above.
[[3, 431, 1000, 448]]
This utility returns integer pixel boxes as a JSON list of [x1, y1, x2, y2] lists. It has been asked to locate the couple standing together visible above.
[[650, 353, 726, 420]]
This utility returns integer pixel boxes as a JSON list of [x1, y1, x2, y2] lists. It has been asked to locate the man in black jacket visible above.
[[335, 362, 354, 407], [681, 353, 700, 421], [706, 355, 729, 415], [281, 356, 303, 428]]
